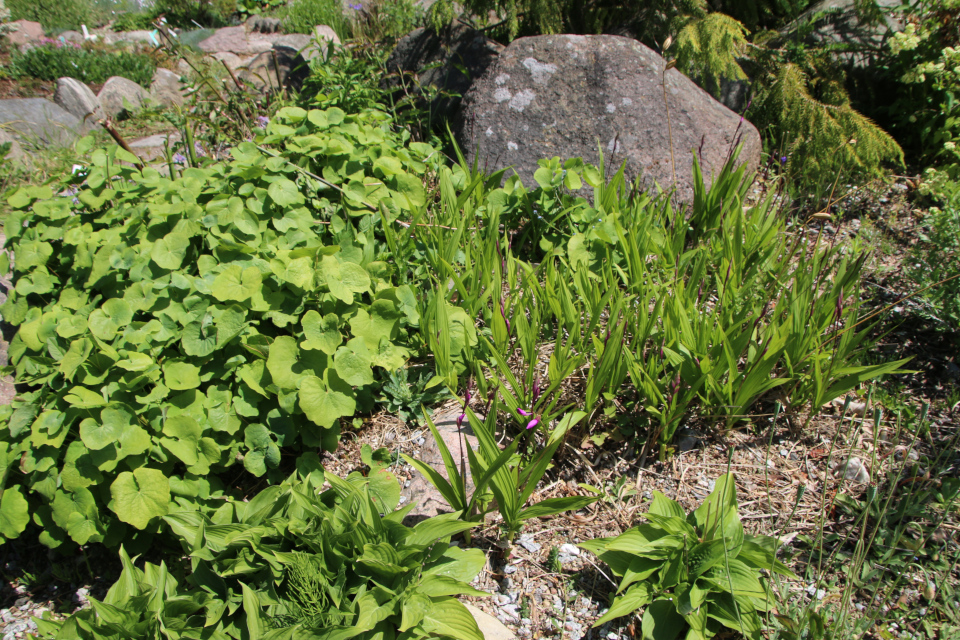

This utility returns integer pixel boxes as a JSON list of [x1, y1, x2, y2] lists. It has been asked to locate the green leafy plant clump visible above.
[[6, 43, 156, 87], [35, 470, 491, 640], [0, 104, 441, 550], [582, 474, 797, 640]]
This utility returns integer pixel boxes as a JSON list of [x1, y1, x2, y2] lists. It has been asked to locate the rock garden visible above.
[[0, 1, 956, 640]]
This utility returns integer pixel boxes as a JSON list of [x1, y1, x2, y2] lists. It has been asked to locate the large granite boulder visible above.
[[0, 98, 90, 147], [455, 35, 762, 203], [53, 77, 103, 123], [98, 76, 149, 119], [386, 24, 503, 120]]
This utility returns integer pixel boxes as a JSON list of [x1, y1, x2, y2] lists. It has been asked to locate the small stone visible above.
[[518, 628, 531, 638], [501, 577, 514, 591], [417, 437, 425, 446], [501, 604, 521, 620], [559, 543, 580, 556], [518, 536, 541, 553], [838, 457, 870, 483], [503, 564, 518, 574], [780, 448, 789, 457], [496, 594, 511, 606]]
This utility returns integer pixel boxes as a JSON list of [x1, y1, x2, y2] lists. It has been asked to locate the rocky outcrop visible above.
[[97, 76, 149, 119], [0, 98, 91, 147], [247, 15, 282, 33], [53, 77, 103, 123], [456, 35, 762, 203], [386, 24, 503, 120]]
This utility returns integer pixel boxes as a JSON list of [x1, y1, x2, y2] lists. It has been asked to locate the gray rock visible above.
[[0, 98, 90, 147], [676, 428, 700, 452], [839, 457, 870, 483], [518, 535, 541, 553], [53, 77, 103, 123], [211, 51, 245, 72], [150, 68, 185, 108], [399, 407, 479, 520], [97, 76, 149, 119], [559, 543, 580, 556], [0, 130, 25, 163], [386, 24, 503, 120], [456, 35, 762, 204], [128, 131, 182, 162], [4, 20, 44, 47], [313, 25, 341, 58], [271, 33, 329, 62], [238, 47, 310, 94], [60, 30, 84, 45], [199, 26, 272, 55]]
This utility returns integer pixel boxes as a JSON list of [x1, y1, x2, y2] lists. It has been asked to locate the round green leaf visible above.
[[334, 339, 374, 387], [299, 374, 355, 428], [88, 298, 134, 341], [110, 468, 170, 530], [151, 233, 189, 270], [163, 360, 201, 390], [0, 487, 29, 540], [267, 178, 305, 207]]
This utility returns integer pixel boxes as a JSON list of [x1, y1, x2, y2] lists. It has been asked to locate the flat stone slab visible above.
[[401, 406, 479, 519], [464, 603, 516, 640], [128, 131, 181, 162]]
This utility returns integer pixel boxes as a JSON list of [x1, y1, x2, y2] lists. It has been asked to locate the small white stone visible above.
[[507, 141, 519, 151], [606, 103, 615, 113], [559, 543, 580, 556]]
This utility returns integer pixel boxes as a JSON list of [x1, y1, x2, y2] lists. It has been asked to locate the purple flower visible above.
[[257, 115, 269, 128], [173, 152, 186, 164], [780, 156, 788, 164], [532, 377, 541, 402], [194, 141, 206, 158], [349, 2, 363, 9], [457, 412, 466, 429], [500, 301, 511, 334], [525, 417, 540, 430], [517, 409, 532, 417]]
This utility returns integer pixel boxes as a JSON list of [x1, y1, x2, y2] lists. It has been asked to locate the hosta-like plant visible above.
[[581, 474, 797, 640], [35, 470, 490, 640], [0, 105, 441, 549]]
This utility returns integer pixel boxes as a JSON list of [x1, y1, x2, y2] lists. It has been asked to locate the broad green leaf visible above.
[[0, 487, 29, 540], [88, 299, 134, 341], [163, 360, 201, 391], [301, 311, 341, 354], [421, 597, 483, 640], [110, 468, 170, 530], [267, 178, 305, 207], [334, 338, 373, 386], [641, 598, 685, 640], [151, 233, 190, 270], [299, 374, 355, 428], [212, 265, 262, 302]]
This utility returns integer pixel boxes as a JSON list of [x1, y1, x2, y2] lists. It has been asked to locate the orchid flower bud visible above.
[[517, 409, 532, 417], [457, 413, 466, 429], [532, 377, 541, 402], [526, 417, 540, 430]]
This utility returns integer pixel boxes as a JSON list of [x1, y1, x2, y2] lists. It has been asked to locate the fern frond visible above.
[[762, 62, 903, 187], [675, 13, 749, 95]]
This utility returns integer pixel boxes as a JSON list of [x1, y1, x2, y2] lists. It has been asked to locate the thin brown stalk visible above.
[[98, 119, 144, 169]]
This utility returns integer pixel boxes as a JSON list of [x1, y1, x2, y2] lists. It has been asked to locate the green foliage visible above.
[[282, 0, 349, 40], [404, 402, 597, 542], [883, 1, 960, 172], [751, 60, 904, 195], [236, 0, 284, 20], [674, 12, 749, 95], [351, 0, 425, 42], [581, 474, 797, 639], [152, 0, 233, 28], [8, 0, 94, 31], [908, 175, 960, 336], [0, 105, 443, 549], [6, 43, 156, 87], [110, 10, 157, 31], [415, 148, 908, 457], [34, 472, 489, 640], [377, 367, 450, 426]]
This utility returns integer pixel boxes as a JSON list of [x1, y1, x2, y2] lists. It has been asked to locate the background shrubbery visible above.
[[6, 42, 156, 86]]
